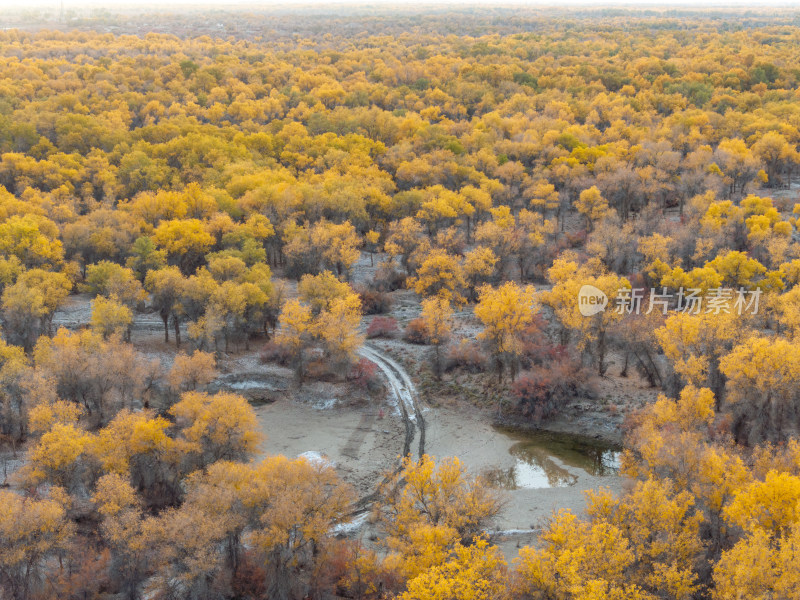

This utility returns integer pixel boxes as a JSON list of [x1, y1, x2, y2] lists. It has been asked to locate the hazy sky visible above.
[[1, 0, 795, 7]]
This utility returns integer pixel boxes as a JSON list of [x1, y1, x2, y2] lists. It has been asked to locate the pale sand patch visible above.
[[254, 395, 406, 499]]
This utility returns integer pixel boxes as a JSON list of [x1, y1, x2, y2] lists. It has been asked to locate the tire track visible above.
[[340, 410, 376, 459], [345, 344, 426, 516], [358, 344, 425, 459]]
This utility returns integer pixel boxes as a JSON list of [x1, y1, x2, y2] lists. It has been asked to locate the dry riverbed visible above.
[[254, 386, 406, 500], [248, 370, 623, 557], [50, 269, 636, 560]]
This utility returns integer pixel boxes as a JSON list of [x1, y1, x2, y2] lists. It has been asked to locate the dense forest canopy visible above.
[[1, 6, 800, 600]]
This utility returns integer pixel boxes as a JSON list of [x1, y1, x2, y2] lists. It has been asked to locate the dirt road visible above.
[[357, 344, 425, 460]]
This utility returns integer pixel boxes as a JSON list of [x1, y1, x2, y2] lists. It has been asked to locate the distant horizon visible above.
[[3, 0, 800, 10]]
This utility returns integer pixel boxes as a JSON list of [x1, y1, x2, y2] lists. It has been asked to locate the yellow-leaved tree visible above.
[[245, 455, 354, 600], [377, 454, 503, 580], [0, 489, 73, 600], [170, 391, 261, 468], [167, 350, 218, 393], [1, 268, 72, 351], [276, 272, 363, 378], [420, 296, 454, 379], [276, 299, 314, 381], [575, 185, 611, 231], [718, 334, 800, 443], [516, 478, 703, 600], [514, 510, 648, 600], [408, 248, 467, 305], [90, 294, 133, 341], [315, 293, 364, 367], [474, 282, 539, 382], [91, 473, 164, 600], [713, 471, 800, 600], [543, 257, 630, 374], [713, 525, 800, 600], [400, 538, 509, 600], [655, 312, 745, 405]]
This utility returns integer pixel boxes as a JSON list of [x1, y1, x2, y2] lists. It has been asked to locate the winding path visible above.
[[350, 345, 535, 539], [358, 344, 425, 460], [344, 343, 426, 516]]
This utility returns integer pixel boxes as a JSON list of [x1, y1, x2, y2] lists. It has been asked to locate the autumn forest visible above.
[[1, 5, 800, 600]]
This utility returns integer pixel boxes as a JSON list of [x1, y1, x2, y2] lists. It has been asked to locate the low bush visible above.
[[347, 358, 382, 392], [259, 340, 294, 366], [444, 340, 489, 373], [402, 318, 430, 344], [566, 230, 587, 248], [519, 318, 567, 368], [372, 263, 406, 292], [511, 361, 594, 424], [231, 550, 267, 599], [367, 316, 399, 339], [357, 287, 393, 314], [306, 358, 340, 380]]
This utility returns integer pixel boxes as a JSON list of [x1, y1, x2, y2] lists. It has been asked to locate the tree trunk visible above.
[[266, 548, 291, 600], [173, 316, 181, 347], [597, 329, 607, 375]]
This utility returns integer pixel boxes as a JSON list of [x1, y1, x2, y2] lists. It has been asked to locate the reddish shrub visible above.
[[444, 340, 489, 373], [629, 271, 648, 291], [231, 550, 267, 599], [511, 361, 594, 424], [566, 230, 587, 248], [357, 287, 394, 314], [519, 318, 569, 369], [403, 318, 430, 344], [306, 357, 339, 380], [366, 316, 399, 339], [311, 540, 357, 600], [48, 544, 110, 600], [312, 539, 403, 600], [347, 358, 382, 392]]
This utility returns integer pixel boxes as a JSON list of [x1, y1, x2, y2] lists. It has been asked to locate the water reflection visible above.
[[482, 428, 621, 490]]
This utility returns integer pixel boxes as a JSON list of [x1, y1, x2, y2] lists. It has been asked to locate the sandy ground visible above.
[[254, 388, 406, 499]]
